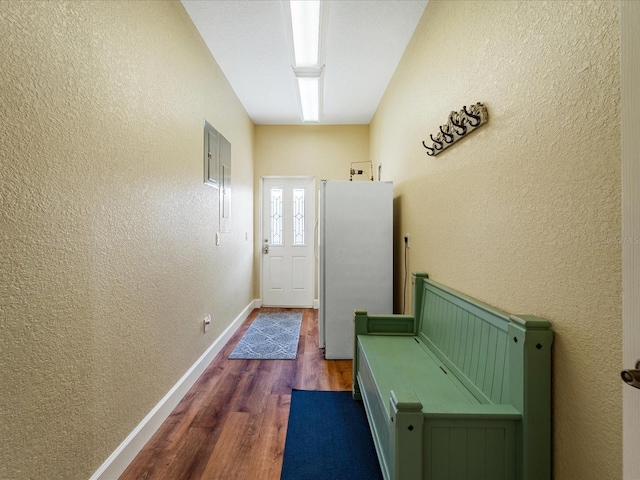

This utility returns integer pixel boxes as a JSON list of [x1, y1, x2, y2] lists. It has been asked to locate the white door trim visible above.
[[260, 176, 315, 307], [622, 2, 640, 477]]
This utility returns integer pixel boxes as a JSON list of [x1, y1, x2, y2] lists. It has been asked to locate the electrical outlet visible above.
[[204, 314, 211, 333], [215, 232, 220, 246], [404, 234, 410, 248]]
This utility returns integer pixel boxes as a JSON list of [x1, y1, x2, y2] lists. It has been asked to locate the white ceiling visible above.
[[181, 0, 428, 125]]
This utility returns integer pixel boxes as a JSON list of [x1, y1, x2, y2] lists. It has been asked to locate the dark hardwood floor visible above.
[[120, 308, 352, 480]]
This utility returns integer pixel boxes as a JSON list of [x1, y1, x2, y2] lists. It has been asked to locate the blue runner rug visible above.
[[280, 389, 383, 480], [229, 311, 302, 360]]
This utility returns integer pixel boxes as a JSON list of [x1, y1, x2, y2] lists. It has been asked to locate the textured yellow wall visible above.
[[254, 125, 369, 182], [0, 1, 254, 478], [371, 1, 621, 478], [253, 125, 370, 298]]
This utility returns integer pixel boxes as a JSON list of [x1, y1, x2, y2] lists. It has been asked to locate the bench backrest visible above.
[[413, 274, 513, 405]]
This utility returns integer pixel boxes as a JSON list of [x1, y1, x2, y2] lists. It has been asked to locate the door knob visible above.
[[621, 359, 640, 389], [262, 238, 269, 254]]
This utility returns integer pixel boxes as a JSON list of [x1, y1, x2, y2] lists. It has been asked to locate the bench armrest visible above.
[[388, 391, 521, 480], [353, 311, 416, 400], [389, 390, 521, 420], [421, 403, 522, 420], [354, 310, 417, 336]]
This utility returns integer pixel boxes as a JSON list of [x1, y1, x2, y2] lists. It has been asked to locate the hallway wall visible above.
[[370, 1, 622, 478], [0, 2, 254, 478]]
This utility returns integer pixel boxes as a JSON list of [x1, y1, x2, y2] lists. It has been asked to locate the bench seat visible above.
[[358, 335, 479, 414]]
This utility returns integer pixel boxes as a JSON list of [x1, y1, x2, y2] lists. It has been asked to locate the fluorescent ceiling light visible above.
[[297, 76, 319, 122], [289, 0, 324, 122], [290, 0, 320, 67]]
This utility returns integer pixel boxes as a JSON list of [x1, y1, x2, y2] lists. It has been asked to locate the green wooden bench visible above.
[[353, 273, 553, 480]]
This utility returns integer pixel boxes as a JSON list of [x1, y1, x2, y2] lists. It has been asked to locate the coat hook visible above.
[[463, 105, 481, 127], [450, 116, 467, 135], [439, 126, 454, 143], [422, 141, 435, 156]]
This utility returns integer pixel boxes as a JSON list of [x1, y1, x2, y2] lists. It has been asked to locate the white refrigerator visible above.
[[318, 180, 393, 359]]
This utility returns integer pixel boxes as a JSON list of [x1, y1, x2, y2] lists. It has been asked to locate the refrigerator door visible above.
[[321, 181, 393, 359]]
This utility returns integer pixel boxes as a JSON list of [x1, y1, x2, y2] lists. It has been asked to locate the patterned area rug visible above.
[[229, 311, 303, 360]]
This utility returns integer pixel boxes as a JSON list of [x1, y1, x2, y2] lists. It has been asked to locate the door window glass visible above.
[[270, 188, 283, 245], [293, 188, 305, 246]]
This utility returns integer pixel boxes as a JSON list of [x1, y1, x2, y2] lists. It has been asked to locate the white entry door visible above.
[[261, 177, 315, 307], [622, 2, 640, 477]]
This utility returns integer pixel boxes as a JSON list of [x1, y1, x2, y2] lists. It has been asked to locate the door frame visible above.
[[259, 176, 316, 307], [622, 1, 639, 477]]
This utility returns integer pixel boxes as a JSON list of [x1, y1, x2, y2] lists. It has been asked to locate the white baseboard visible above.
[[254, 298, 318, 309], [90, 300, 256, 480]]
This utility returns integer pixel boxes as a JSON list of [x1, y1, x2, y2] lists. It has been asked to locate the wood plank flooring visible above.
[[120, 308, 352, 480]]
